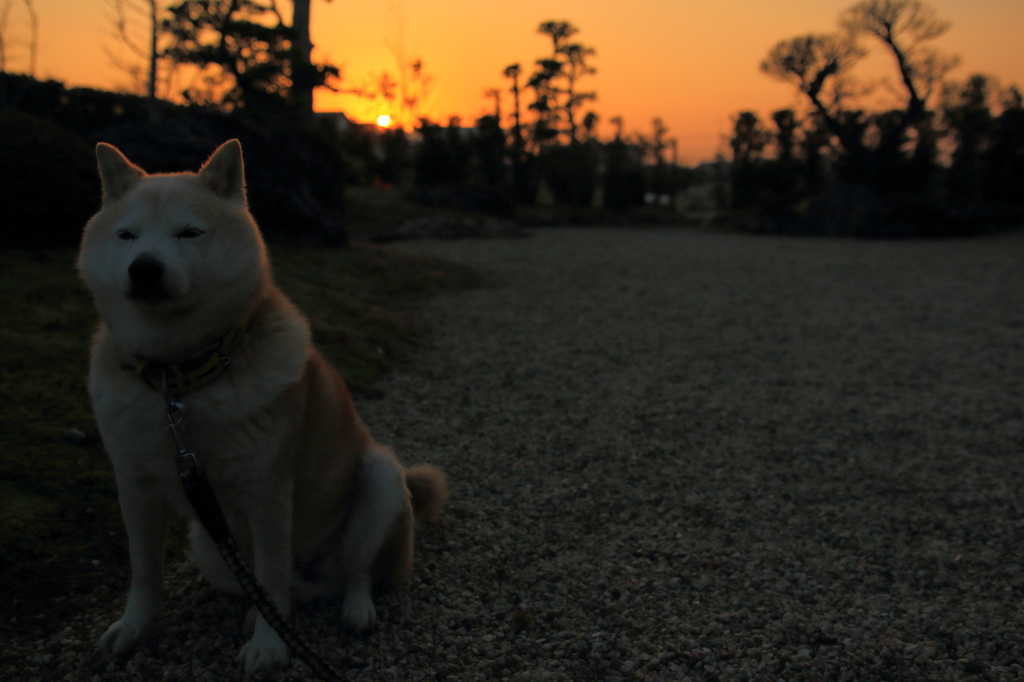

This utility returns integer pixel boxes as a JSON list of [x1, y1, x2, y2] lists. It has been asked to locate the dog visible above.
[[78, 139, 447, 674]]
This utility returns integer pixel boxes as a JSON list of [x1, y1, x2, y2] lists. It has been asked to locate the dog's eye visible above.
[[176, 228, 205, 239], [116, 230, 136, 241]]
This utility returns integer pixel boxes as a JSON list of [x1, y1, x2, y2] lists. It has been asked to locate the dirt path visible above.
[[12, 227, 1024, 682]]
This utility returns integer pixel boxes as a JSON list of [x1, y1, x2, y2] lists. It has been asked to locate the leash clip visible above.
[[164, 400, 187, 452], [162, 368, 201, 483], [176, 451, 202, 486]]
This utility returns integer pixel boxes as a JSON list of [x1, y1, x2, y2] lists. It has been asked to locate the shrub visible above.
[[0, 111, 100, 249]]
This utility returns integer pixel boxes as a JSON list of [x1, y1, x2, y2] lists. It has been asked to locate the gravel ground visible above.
[[8, 227, 1024, 682]]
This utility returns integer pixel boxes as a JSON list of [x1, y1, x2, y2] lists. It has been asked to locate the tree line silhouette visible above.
[[3, 0, 1021, 246], [143, 7, 684, 218], [732, 0, 1024, 236], [339, 19, 683, 220]]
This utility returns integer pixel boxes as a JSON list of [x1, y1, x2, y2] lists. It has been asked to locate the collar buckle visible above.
[[121, 319, 248, 395]]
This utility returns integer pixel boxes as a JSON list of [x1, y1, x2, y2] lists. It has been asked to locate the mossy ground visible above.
[[343, 186, 433, 240], [0, 245, 481, 644]]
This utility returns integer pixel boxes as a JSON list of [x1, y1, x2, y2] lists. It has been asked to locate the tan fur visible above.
[[405, 465, 449, 523], [79, 141, 447, 674]]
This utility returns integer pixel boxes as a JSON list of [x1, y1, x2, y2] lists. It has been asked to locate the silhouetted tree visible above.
[[758, 0, 963, 202], [483, 87, 501, 119], [559, 41, 596, 143], [527, 21, 596, 147], [0, 2, 11, 71], [800, 112, 834, 194], [906, 108, 940, 188], [730, 111, 773, 210], [291, 0, 336, 121], [527, 56, 562, 150], [770, 109, 803, 208], [609, 115, 623, 141], [840, 0, 959, 158], [986, 87, 1024, 204], [503, 63, 523, 152], [501, 62, 529, 201], [731, 112, 770, 165], [603, 133, 644, 211], [542, 141, 598, 207], [1, 0, 38, 75], [472, 113, 514, 214], [414, 116, 468, 187], [23, 0, 36, 76], [409, 114, 512, 214], [581, 111, 599, 141], [386, 128, 410, 185], [772, 109, 798, 162], [943, 75, 994, 204], [641, 117, 675, 196], [346, 58, 431, 130], [761, 33, 866, 156], [102, 0, 163, 98], [161, 0, 337, 113], [473, 113, 506, 188]]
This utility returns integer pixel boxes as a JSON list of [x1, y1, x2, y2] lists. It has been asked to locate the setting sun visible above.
[[376, 114, 392, 128]]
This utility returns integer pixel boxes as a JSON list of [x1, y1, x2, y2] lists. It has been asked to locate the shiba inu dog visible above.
[[78, 140, 447, 673]]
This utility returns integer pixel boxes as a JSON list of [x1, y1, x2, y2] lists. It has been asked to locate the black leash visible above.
[[162, 375, 346, 681]]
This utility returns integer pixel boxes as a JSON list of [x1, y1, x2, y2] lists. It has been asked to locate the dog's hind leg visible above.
[[336, 444, 411, 631]]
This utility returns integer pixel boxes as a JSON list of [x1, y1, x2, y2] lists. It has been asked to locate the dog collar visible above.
[[120, 320, 249, 396]]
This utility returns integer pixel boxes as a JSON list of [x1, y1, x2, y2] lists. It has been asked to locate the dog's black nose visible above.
[[128, 256, 165, 287], [127, 256, 170, 303]]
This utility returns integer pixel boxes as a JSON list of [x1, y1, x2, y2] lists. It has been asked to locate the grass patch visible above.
[[0, 245, 481, 643], [272, 244, 482, 389], [343, 186, 437, 240]]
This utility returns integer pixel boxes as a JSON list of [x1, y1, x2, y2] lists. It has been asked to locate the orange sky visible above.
[[14, 0, 1024, 163]]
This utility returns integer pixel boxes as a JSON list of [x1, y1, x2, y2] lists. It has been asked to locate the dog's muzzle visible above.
[[128, 255, 172, 304]]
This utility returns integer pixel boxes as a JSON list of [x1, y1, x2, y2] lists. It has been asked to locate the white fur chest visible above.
[[89, 347, 303, 520], [89, 370, 191, 514]]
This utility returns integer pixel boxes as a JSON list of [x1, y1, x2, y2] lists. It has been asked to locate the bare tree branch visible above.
[[0, 0, 14, 71], [761, 33, 867, 152], [22, 0, 36, 76], [100, 0, 162, 97], [841, 0, 957, 121]]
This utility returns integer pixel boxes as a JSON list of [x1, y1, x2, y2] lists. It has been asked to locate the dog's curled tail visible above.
[[405, 465, 448, 523]]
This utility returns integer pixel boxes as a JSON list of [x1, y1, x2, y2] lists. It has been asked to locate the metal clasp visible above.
[[176, 451, 201, 484], [164, 399, 187, 453], [162, 367, 203, 482]]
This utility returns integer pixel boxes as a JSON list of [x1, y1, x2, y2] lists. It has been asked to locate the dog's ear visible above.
[[96, 143, 145, 202], [198, 139, 246, 202]]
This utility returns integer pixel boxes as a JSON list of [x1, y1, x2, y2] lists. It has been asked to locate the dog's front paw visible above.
[[98, 618, 151, 655], [238, 631, 289, 674], [341, 586, 377, 631]]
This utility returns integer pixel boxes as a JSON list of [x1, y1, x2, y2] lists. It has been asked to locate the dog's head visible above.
[[78, 140, 270, 359]]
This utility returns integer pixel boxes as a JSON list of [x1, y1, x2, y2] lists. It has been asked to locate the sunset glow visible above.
[[376, 114, 393, 128], [18, 0, 1024, 163]]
